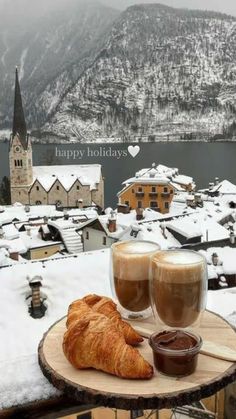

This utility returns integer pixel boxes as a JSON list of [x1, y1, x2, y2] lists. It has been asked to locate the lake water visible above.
[[1, 141, 236, 207]]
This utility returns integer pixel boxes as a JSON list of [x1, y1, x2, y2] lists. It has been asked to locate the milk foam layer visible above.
[[112, 241, 159, 281], [153, 250, 203, 265], [151, 250, 206, 284], [115, 241, 159, 254]]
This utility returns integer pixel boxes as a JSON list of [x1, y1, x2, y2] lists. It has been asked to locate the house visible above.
[[118, 164, 195, 214], [9, 68, 104, 209]]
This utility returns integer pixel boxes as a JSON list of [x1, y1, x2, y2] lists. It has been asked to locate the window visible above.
[[44, 251, 48, 255], [57, 185, 60, 190], [103, 237, 107, 246], [165, 202, 169, 209], [86, 231, 89, 240], [14, 159, 23, 167], [125, 201, 129, 206], [77, 413, 91, 419], [36, 186, 39, 191], [19, 191, 21, 195], [164, 187, 168, 193], [132, 189, 134, 193], [130, 410, 144, 419], [138, 187, 143, 192], [77, 185, 80, 190], [170, 189, 173, 194], [137, 201, 142, 208], [150, 201, 158, 208], [35, 201, 42, 205], [151, 186, 156, 192]]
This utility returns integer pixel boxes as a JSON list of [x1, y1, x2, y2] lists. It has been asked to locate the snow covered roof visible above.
[[19, 228, 62, 251], [0, 204, 97, 225], [121, 164, 195, 188], [33, 164, 102, 192], [211, 180, 236, 195], [172, 174, 194, 186], [0, 250, 111, 409], [166, 220, 202, 239]]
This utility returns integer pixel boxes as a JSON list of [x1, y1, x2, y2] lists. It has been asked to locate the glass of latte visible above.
[[110, 240, 160, 319], [150, 250, 207, 328]]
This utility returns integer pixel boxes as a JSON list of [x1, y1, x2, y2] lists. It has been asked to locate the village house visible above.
[[118, 164, 195, 214], [9, 68, 104, 209]]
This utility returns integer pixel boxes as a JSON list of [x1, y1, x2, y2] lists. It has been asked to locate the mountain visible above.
[[1, 2, 236, 142], [0, 0, 119, 130]]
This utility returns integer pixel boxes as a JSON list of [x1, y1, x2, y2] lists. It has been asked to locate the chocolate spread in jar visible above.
[[149, 330, 202, 377]]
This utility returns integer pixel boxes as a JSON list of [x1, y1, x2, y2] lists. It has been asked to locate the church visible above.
[[9, 69, 104, 209]]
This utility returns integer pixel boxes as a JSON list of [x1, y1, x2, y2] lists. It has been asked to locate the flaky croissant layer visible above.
[[63, 311, 153, 379]]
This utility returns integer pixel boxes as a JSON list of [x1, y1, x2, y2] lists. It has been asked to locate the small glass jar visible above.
[[110, 240, 160, 320], [150, 249, 207, 328], [149, 329, 202, 377]]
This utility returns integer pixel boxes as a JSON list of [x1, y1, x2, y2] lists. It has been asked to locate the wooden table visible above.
[[38, 311, 236, 410]]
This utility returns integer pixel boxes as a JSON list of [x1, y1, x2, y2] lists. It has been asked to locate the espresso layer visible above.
[[114, 277, 150, 312]]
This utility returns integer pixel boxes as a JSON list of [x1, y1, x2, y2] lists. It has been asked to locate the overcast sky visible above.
[[0, 0, 236, 17]]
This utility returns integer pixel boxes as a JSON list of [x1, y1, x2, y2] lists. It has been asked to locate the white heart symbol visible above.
[[128, 145, 140, 158]]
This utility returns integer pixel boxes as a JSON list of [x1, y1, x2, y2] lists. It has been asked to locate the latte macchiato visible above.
[[111, 241, 160, 317], [150, 250, 207, 328]]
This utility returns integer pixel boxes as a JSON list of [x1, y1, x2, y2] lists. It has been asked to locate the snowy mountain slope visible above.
[[0, 0, 119, 128], [2, 2, 236, 142], [43, 4, 236, 142]]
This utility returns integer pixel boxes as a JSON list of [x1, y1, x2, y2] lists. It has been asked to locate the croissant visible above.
[[66, 300, 92, 328], [63, 311, 153, 379], [82, 294, 143, 345]]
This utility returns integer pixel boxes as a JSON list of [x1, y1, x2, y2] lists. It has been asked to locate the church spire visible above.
[[12, 67, 28, 149]]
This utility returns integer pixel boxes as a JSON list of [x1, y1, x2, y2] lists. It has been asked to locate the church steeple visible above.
[[12, 67, 28, 149]]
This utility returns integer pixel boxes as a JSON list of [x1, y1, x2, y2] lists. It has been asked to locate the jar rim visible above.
[[149, 329, 203, 355]]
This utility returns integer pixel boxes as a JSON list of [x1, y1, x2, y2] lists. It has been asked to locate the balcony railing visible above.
[[149, 192, 158, 197], [161, 192, 170, 198], [135, 192, 144, 197]]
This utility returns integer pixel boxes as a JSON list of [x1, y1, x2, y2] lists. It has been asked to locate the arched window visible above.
[[35, 201, 42, 205]]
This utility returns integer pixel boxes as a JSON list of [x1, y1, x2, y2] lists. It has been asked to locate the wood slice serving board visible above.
[[38, 311, 236, 410]]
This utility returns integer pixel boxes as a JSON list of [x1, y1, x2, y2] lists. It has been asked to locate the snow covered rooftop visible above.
[[0, 204, 97, 225], [211, 180, 236, 195], [121, 164, 195, 188], [33, 164, 101, 192]]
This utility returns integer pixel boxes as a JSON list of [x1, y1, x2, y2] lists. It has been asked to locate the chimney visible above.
[[64, 209, 69, 220], [108, 210, 117, 233], [211, 252, 219, 266], [0, 226, 4, 239], [230, 231, 235, 245], [209, 182, 214, 191], [215, 177, 219, 186], [25, 205, 30, 213], [26, 226, 31, 236], [136, 207, 144, 221], [9, 250, 19, 261], [28, 276, 47, 319]]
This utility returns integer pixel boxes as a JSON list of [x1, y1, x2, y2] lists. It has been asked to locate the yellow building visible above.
[[118, 165, 195, 214]]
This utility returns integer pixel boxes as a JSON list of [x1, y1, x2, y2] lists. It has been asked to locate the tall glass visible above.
[[110, 240, 160, 320], [150, 249, 207, 328]]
